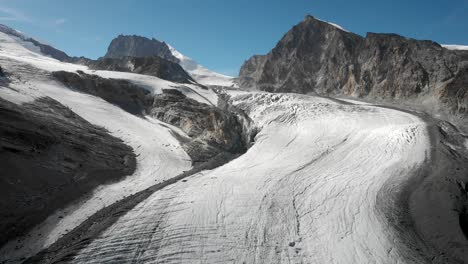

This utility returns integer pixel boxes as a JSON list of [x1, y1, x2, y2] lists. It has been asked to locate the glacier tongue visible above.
[[71, 92, 430, 264]]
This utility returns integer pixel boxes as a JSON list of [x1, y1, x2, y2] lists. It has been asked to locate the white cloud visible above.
[[54, 18, 66, 26], [0, 6, 31, 22]]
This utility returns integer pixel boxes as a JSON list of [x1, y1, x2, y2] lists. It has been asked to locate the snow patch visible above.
[[0, 24, 58, 58], [168, 44, 237, 87], [337, 98, 372, 105], [442, 44, 468, 51], [315, 17, 349, 32]]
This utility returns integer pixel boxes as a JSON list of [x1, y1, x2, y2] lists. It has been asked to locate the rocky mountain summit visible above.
[[102, 35, 236, 87], [239, 15, 468, 117], [104, 35, 178, 63]]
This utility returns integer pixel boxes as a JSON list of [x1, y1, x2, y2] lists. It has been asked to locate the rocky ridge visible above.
[[104, 35, 178, 63], [238, 15, 468, 118], [52, 71, 152, 115], [0, 24, 69, 61]]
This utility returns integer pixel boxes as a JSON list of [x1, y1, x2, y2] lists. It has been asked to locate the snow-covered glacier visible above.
[[70, 92, 431, 263]]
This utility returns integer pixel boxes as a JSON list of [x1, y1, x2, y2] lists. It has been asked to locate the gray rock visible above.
[[239, 15, 468, 116], [238, 55, 267, 89], [88, 56, 194, 84], [150, 89, 249, 164], [0, 96, 136, 247], [52, 71, 153, 115], [104, 35, 178, 63]]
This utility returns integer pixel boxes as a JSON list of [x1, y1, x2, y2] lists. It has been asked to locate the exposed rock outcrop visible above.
[[238, 55, 267, 89], [0, 97, 136, 246], [150, 89, 249, 164], [238, 15, 468, 116], [88, 56, 194, 84], [52, 71, 153, 115], [104, 35, 178, 63]]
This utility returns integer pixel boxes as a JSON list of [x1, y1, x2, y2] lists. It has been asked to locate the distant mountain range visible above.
[[0, 24, 236, 87]]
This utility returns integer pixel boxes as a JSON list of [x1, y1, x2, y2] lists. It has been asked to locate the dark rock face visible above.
[[52, 71, 153, 115], [239, 15, 468, 115], [104, 35, 178, 63], [88, 56, 194, 84], [0, 97, 136, 246], [150, 89, 247, 164], [238, 55, 267, 89], [29, 39, 70, 61]]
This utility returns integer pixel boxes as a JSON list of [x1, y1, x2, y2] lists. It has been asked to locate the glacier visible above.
[[0, 22, 466, 264]]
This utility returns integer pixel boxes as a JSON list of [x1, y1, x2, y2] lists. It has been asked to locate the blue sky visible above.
[[0, 0, 467, 76]]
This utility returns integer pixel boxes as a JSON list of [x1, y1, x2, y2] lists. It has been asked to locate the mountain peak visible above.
[[104, 34, 236, 87], [104, 35, 177, 63], [301, 15, 349, 32]]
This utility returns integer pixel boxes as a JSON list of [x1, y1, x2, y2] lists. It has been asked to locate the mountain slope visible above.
[[0, 27, 196, 261], [0, 24, 70, 61], [0, 26, 250, 264], [0, 96, 135, 247], [238, 15, 468, 118]]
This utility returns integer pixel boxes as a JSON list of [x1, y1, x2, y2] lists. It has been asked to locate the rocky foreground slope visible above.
[[239, 15, 468, 119], [0, 96, 136, 247]]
